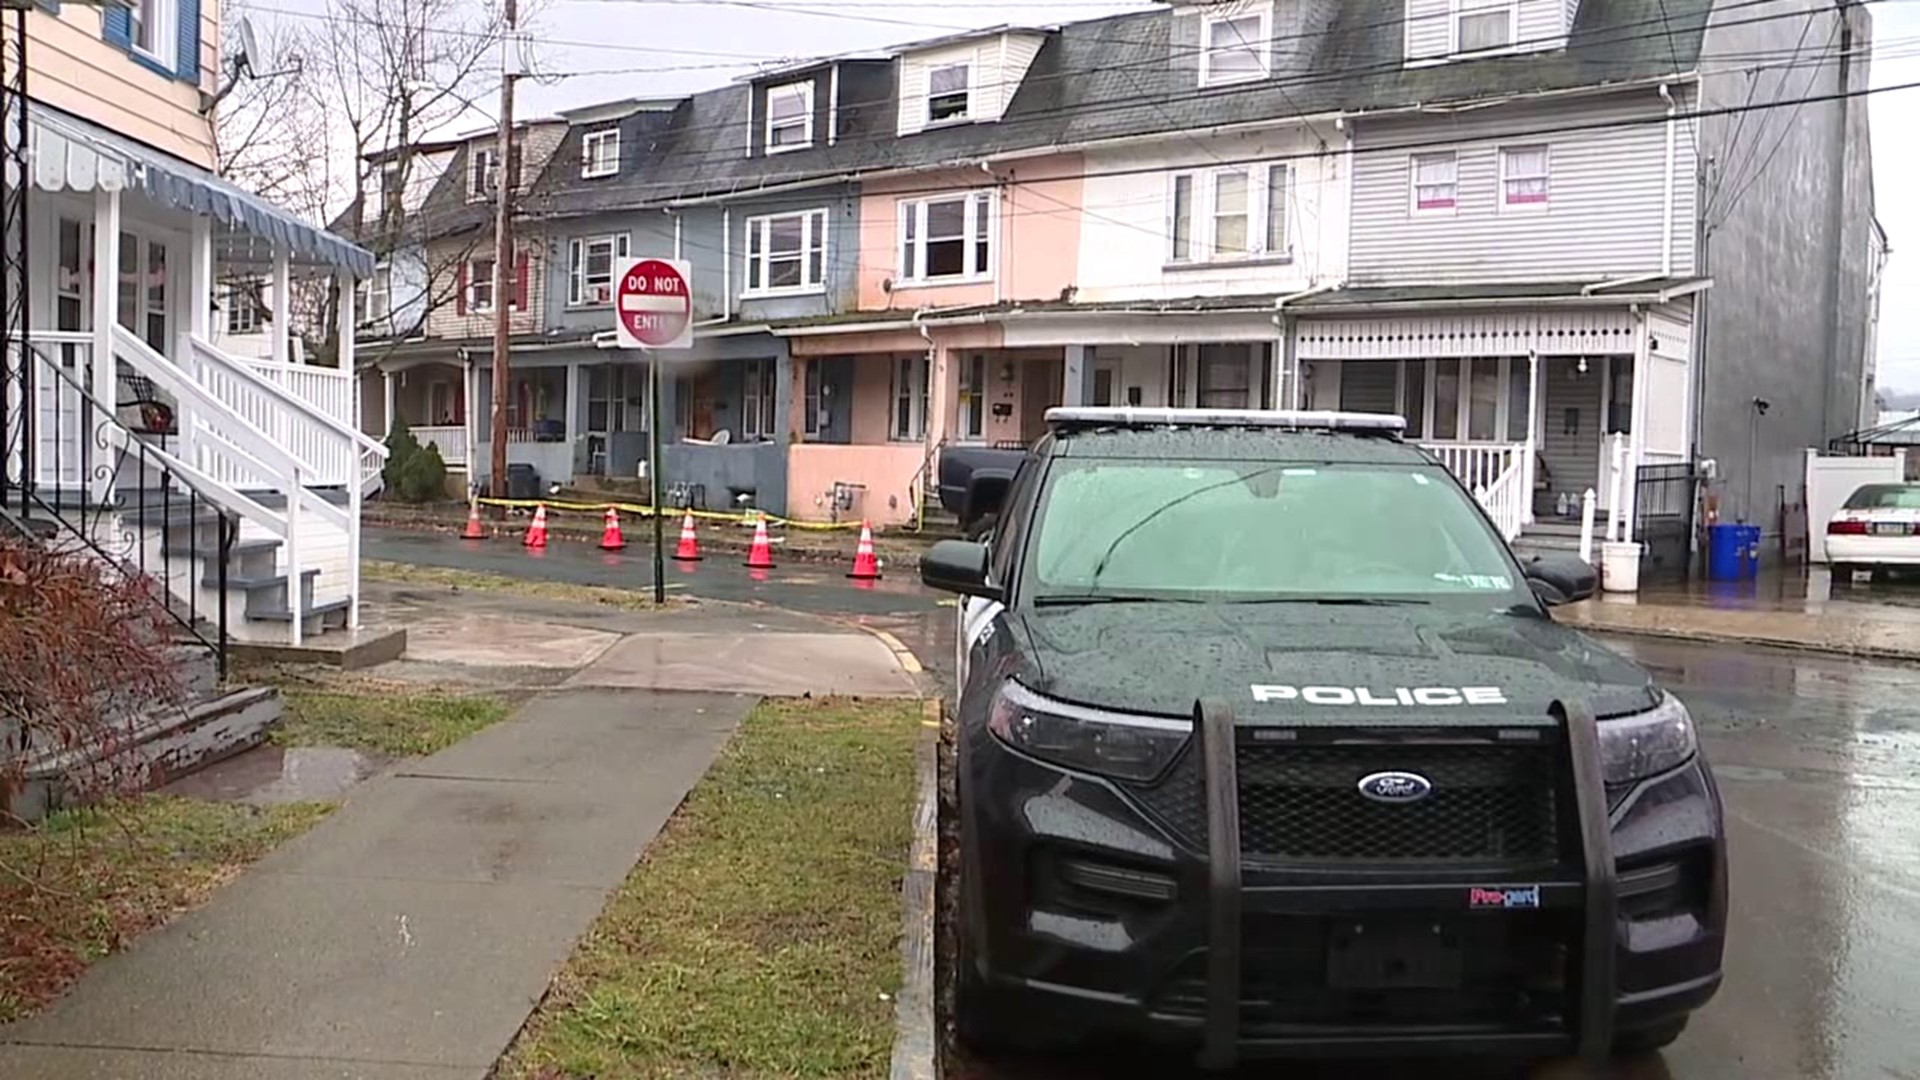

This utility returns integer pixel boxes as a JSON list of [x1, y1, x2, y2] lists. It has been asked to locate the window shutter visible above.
[[176, 0, 201, 84], [103, 6, 131, 47], [513, 252, 530, 310], [456, 263, 468, 315]]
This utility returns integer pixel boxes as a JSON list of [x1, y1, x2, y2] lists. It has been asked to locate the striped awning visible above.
[[25, 101, 373, 277]]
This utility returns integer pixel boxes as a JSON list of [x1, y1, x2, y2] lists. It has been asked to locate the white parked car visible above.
[[1827, 482, 1920, 581]]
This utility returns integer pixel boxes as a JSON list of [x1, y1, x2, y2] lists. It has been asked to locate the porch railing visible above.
[[414, 425, 470, 467], [190, 337, 387, 493], [1419, 442, 1523, 495], [1474, 459, 1528, 543], [238, 358, 355, 433]]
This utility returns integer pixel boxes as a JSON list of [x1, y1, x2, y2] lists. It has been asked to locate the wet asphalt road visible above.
[[362, 527, 1920, 1079]]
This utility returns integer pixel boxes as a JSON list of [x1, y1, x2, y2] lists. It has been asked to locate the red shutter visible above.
[[513, 252, 530, 310], [455, 263, 468, 315]]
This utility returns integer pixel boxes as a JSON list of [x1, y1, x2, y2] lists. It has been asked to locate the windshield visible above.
[[1843, 484, 1920, 510], [1024, 458, 1525, 603]]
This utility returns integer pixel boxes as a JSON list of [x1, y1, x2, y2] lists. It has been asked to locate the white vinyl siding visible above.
[[898, 191, 994, 284], [1350, 92, 1695, 283], [766, 80, 813, 153], [1200, 9, 1270, 86], [1168, 164, 1292, 264], [895, 32, 1045, 135], [568, 233, 630, 307], [743, 209, 829, 296]]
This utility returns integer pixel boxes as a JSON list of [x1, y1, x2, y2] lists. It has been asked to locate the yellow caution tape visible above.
[[472, 496, 866, 532]]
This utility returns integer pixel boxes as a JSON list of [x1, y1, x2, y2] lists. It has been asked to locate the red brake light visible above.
[[1828, 519, 1869, 535]]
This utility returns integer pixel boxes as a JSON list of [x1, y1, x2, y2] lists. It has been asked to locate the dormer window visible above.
[[1200, 8, 1270, 87], [928, 63, 971, 124], [582, 129, 620, 178], [1454, 0, 1518, 54], [469, 146, 499, 202], [767, 81, 814, 153]]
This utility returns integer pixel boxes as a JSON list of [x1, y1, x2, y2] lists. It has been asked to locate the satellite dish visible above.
[[235, 17, 260, 76]]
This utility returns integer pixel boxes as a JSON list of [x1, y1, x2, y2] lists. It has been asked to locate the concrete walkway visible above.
[[0, 588, 921, 1079], [1561, 570, 1920, 662]]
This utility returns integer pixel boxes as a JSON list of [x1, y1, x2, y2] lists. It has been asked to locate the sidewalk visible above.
[[0, 589, 919, 1079], [1559, 571, 1920, 662]]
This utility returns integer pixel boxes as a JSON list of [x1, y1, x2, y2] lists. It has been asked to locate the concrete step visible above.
[[248, 596, 352, 637]]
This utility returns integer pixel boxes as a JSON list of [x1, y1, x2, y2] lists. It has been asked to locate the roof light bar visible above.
[[1045, 407, 1407, 434]]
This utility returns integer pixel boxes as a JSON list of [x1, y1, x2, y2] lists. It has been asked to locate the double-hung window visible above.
[[1411, 152, 1459, 214], [130, 0, 179, 69], [467, 257, 496, 313], [568, 233, 630, 307], [899, 191, 993, 283], [582, 129, 620, 178], [359, 262, 392, 324], [766, 81, 813, 153], [744, 209, 828, 295], [1200, 10, 1269, 86], [469, 146, 499, 202], [1168, 164, 1292, 263], [956, 354, 987, 441], [225, 284, 260, 335], [1455, 0, 1518, 54], [1500, 145, 1550, 208], [928, 63, 971, 123]]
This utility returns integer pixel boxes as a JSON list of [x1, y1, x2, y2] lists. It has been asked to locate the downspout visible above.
[[1273, 283, 1340, 410], [722, 206, 733, 320], [1659, 82, 1677, 278]]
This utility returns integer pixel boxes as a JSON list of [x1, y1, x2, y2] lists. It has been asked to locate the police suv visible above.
[[925, 407, 1726, 1068]]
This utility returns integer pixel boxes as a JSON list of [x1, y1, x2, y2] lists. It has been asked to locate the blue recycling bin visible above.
[[1707, 523, 1762, 581]]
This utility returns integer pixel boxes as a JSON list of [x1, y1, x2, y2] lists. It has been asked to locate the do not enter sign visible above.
[[614, 257, 694, 350]]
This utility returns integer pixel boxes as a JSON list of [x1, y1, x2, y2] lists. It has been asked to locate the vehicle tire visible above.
[[1613, 1017, 1688, 1056]]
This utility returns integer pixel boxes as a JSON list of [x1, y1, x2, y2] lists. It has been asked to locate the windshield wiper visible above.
[[1032, 593, 1200, 607], [1225, 596, 1433, 606]]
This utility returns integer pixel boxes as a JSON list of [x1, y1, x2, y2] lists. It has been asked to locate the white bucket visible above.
[[1602, 541, 1644, 593]]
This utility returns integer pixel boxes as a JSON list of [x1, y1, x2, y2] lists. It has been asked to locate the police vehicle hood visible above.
[[1010, 602, 1663, 725]]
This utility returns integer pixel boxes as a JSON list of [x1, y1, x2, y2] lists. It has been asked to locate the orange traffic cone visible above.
[[672, 509, 703, 562], [848, 521, 881, 580], [598, 507, 626, 551], [461, 493, 488, 540], [523, 504, 549, 549], [744, 512, 775, 570]]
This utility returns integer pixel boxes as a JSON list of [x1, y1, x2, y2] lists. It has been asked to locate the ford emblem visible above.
[[1358, 771, 1434, 805]]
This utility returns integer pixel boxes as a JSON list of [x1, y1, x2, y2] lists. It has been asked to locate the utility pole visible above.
[[487, 0, 520, 507]]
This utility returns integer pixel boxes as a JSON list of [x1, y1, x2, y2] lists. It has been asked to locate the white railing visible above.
[[18, 333, 91, 490], [1474, 456, 1528, 542], [414, 425, 470, 466], [186, 335, 388, 491], [240, 358, 355, 432], [1420, 441, 1524, 494]]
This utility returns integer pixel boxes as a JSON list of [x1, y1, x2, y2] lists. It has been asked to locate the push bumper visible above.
[[957, 700, 1728, 1066]]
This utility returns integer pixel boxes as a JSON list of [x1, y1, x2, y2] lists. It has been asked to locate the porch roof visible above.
[[27, 102, 374, 278], [1288, 278, 1712, 313]]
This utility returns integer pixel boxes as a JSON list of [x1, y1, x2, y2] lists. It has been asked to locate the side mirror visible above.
[[922, 539, 1001, 601], [1524, 553, 1598, 606]]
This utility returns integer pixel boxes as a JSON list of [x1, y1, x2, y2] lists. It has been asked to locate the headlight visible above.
[[988, 680, 1191, 782], [1599, 692, 1699, 785]]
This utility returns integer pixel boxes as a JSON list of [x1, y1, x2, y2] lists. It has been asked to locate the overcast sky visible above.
[[254, 0, 1918, 395]]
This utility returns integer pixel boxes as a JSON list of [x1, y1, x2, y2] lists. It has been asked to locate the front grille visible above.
[[1121, 738, 1562, 866], [1237, 743, 1560, 865]]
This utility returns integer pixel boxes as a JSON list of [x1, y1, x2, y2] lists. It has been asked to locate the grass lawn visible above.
[[0, 797, 332, 1022], [361, 559, 677, 611], [275, 687, 512, 758], [501, 696, 926, 1080]]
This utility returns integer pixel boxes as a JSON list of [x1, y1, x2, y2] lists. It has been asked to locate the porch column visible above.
[[90, 190, 120, 505], [464, 359, 479, 476], [1275, 316, 1300, 410], [337, 270, 357, 407], [565, 362, 584, 451], [1062, 344, 1091, 407], [339, 266, 362, 630], [1523, 352, 1541, 526], [927, 343, 954, 448], [772, 345, 795, 444], [271, 245, 291, 366], [186, 216, 213, 471], [383, 370, 397, 437]]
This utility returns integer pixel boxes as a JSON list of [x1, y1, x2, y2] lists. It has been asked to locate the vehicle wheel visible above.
[[1613, 1017, 1688, 1056]]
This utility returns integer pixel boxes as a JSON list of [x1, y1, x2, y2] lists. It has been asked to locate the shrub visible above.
[[397, 441, 449, 504], [0, 538, 184, 811], [382, 416, 422, 493]]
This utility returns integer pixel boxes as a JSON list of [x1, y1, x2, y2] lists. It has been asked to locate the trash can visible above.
[[506, 463, 541, 502], [1708, 523, 1762, 581]]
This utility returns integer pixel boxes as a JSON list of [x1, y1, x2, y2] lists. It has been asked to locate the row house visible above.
[[359, 0, 1880, 570], [5, 0, 384, 651]]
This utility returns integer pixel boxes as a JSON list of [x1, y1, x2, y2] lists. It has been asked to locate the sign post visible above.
[[614, 257, 694, 605]]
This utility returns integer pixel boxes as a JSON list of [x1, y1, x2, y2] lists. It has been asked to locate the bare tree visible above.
[[213, 4, 331, 224]]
